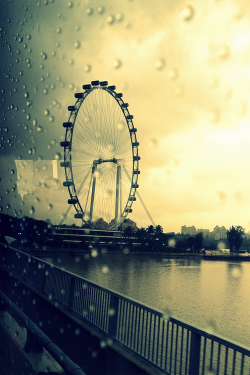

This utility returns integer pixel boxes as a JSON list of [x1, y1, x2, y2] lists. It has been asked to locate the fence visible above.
[[1, 244, 250, 375]]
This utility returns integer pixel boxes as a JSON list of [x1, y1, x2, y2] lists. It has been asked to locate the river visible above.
[[42, 253, 250, 347]]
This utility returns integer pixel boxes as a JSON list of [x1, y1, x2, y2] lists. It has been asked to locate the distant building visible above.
[[15, 160, 63, 199], [181, 225, 196, 236], [213, 225, 227, 240], [196, 228, 211, 237]]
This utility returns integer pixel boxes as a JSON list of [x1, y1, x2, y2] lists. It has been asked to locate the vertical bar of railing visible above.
[[144, 310, 148, 358], [170, 322, 174, 374], [189, 331, 201, 375], [123, 301, 128, 344], [240, 353, 244, 375], [132, 305, 137, 349], [165, 320, 170, 372], [151, 314, 156, 362], [216, 343, 221, 375], [108, 294, 119, 337], [179, 326, 184, 375], [136, 308, 141, 353], [147, 312, 152, 359], [119, 299, 125, 342], [156, 315, 161, 366], [185, 330, 189, 375], [140, 309, 146, 355], [202, 337, 207, 375], [174, 325, 179, 375], [232, 350, 236, 375], [224, 346, 228, 375], [126, 303, 131, 346], [210, 340, 214, 371], [160, 318, 165, 369], [129, 304, 135, 348], [68, 276, 75, 310]]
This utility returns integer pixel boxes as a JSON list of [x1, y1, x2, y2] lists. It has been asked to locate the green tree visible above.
[[227, 226, 245, 253], [123, 226, 134, 246], [194, 232, 203, 252]]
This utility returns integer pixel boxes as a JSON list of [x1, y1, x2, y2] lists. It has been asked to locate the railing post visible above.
[[68, 277, 75, 310], [189, 331, 201, 375], [108, 294, 119, 337]]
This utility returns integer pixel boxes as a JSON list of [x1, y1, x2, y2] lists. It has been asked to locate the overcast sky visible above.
[[1, 0, 250, 233]]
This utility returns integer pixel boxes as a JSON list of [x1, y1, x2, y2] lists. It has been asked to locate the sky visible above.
[[1, 0, 250, 233]]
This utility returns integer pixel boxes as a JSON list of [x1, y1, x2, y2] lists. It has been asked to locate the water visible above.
[[42, 253, 250, 347]]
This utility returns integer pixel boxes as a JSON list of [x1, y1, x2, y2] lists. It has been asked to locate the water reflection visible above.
[[43, 254, 250, 346]]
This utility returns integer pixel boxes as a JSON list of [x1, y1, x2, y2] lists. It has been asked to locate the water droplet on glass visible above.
[[55, 152, 61, 160], [168, 68, 178, 81], [47, 203, 53, 211], [102, 265, 109, 274], [155, 58, 165, 71], [74, 41, 81, 49], [210, 109, 220, 123], [91, 249, 98, 258], [86, 7, 93, 15], [181, 5, 195, 21], [116, 13, 123, 22], [100, 340, 107, 348], [85, 64, 91, 72], [113, 59, 122, 69], [30, 206, 35, 215], [148, 138, 158, 149], [117, 121, 125, 130], [98, 6, 105, 14], [68, 1, 73, 8], [37, 125, 43, 132], [206, 320, 217, 335], [168, 238, 176, 248], [123, 247, 129, 255], [107, 15, 115, 24]]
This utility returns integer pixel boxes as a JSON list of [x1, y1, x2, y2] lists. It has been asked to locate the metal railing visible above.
[[1, 244, 250, 375]]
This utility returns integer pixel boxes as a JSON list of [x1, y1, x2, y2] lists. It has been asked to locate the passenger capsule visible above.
[[132, 184, 139, 188], [60, 141, 70, 147], [100, 81, 108, 86], [68, 105, 76, 111], [74, 213, 84, 218], [74, 92, 84, 98], [129, 196, 136, 201], [60, 161, 70, 168], [91, 80, 100, 86], [115, 93, 123, 98], [63, 122, 73, 128], [121, 103, 129, 108], [133, 156, 141, 161], [125, 208, 132, 213], [63, 181, 73, 186], [129, 128, 137, 133], [82, 84, 91, 90], [126, 115, 134, 120], [108, 85, 116, 90], [68, 198, 77, 204], [132, 142, 139, 147]]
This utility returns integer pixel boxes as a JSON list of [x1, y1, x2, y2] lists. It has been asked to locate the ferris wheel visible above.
[[60, 80, 140, 229]]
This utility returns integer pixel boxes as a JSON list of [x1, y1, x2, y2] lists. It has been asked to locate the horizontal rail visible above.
[[1, 244, 250, 375]]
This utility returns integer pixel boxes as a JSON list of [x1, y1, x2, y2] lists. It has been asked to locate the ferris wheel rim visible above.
[[60, 81, 140, 229]]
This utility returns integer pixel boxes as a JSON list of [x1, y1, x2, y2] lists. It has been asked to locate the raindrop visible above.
[[100, 340, 107, 348], [231, 265, 242, 279], [117, 121, 125, 130], [86, 8, 93, 15], [44, 109, 50, 116], [113, 59, 122, 69], [68, 1, 73, 8], [47, 204, 53, 210], [123, 247, 129, 255], [155, 58, 165, 71], [56, 27, 62, 34], [85, 64, 91, 72], [74, 41, 81, 49], [168, 68, 178, 81], [102, 265, 109, 274], [37, 125, 43, 132], [91, 249, 98, 258], [181, 5, 195, 21], [24, 92, 29, 98], [109, 308, 115, 316], [41, 51, 47, 60], [75, 328, 80, 335], [116, 13, 123, 22], [210, 109, 220, 123], [175, 85, 185, 96], [49, 115, 54, 122], [206, 320, 217, 335], [148, 138, 158, 149], [55, 152, 61, 160], [30, 206, 35, 215], [69, 59, 74, 65], [234, 7, 244, 20], [168, 238, 176, 248], [107, 15, 115, 24], [98, 6, 105, 14]]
